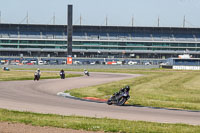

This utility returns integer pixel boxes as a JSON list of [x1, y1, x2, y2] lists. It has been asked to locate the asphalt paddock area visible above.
[[0, 72, 200, 130]]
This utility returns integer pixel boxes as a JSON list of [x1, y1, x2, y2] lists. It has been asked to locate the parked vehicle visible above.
[[38, 61, 44, 65], [95, 61, 101, 64], [82, 61, 90, 65], [31, 61, 37, 65], [144, 62, 151, 65], [107, 61, 117, 65], [62, 61, 67, 64], [73, 61, 81, 65], [27, 63, 34, 65], [107, 86, 130, 106], [128, 61, 137, 65], [116, 61, 122, 65], [159, 62, 167, 65], [22, 60, 28, 64], [90, 62, 96, 65]]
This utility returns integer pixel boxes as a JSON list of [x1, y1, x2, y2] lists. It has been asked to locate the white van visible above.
[[116, 61, 122, 65], [30, 61, 37, 65], [73, 61, 81, 65], [128, 61, 137, 65], [22, 60, 28, 64], [38, 61, 44, 65], [144, 62, 151, 65]]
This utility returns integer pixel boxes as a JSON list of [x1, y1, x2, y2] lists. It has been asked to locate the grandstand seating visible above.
[[1, 23, 200, 58], [0, 28, 199, 43]]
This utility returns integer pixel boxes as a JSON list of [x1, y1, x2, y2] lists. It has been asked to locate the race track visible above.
[[0, 72, 200, 125]]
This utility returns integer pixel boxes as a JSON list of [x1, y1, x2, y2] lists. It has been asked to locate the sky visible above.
[[0, 0, 200, 27]]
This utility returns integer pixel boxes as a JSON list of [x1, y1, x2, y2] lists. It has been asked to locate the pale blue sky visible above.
[[0, 0, 200, 27]]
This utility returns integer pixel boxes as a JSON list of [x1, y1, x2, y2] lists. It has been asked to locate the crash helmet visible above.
[[125, 85, 130, 91]]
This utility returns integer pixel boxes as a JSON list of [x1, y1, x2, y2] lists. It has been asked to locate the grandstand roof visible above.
[[0, 23, 200, 34]]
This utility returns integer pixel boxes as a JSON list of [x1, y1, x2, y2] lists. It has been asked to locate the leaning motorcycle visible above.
[[107, 91, 130, 106]]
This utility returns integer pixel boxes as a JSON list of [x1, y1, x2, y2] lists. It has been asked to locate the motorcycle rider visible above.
[[120, 85, 130, 94], [107, 85, 130, 105], [60, 69, 65, 79], [114, 85, 130, 97], [34, 68, 41, 81], [84, 69, 87, 74], [84, 69, 89, 76]]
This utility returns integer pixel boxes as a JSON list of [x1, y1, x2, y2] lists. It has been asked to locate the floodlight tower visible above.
[[67, 5, 73, 56], [183, 16, 186, 28]]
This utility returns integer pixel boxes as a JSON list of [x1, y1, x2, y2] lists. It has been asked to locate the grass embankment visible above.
[[0, 70, 82, 81], [0, 108, 200, 133], [67, 69, 200, 111]]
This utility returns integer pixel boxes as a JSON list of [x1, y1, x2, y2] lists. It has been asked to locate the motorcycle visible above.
[[107, 90, 130, 106], [34, 73, 40, 81], [84, 70, 89, 76], [60, 72, 65, 79]]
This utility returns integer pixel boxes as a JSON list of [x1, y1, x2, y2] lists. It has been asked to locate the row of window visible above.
[[0, 40, 200, 50], [0, 40, 200, 47], [0, 40, 66, 44], [0, 45, 66, 49], [73, 46, 200, 51], [172, 59, 200, 66], [1, 44, 200, 52]]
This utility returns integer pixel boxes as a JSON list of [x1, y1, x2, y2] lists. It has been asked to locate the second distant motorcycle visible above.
[[84, 69, 90, 76], [60, 69, 65, 79]]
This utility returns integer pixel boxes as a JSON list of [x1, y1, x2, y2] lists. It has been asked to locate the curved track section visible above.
[[0, 72, 199, 125]]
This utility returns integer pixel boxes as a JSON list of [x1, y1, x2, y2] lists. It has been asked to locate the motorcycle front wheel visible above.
[[107, 99, 112, 105], [117, 97, 127, 106]]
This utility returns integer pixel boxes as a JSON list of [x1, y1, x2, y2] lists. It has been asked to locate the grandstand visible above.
[[0, 23, 200, 58]]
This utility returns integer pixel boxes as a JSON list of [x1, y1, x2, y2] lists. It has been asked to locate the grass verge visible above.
[[0, 70, 82, 81], [0, 108, 200, 133], [67, 69, 200, 111]]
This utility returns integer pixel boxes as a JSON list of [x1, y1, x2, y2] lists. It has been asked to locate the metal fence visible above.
[[1, 64, 159, 70]]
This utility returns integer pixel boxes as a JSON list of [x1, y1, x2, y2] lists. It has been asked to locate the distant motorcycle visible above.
[[84, 70, 90, 76], [107, 86, 130, 106], [60, 71, 65, 79], [34, 73, 40, 81]]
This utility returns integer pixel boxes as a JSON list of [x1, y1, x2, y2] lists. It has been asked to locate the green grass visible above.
[[67, 69, 200, 111], [0, 108, 200, 133], [0, 70, 82, 81], [1, 68, 200, 132]]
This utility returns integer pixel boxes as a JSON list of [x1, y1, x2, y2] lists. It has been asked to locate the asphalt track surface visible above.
[[0, 72, 200, 125]]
